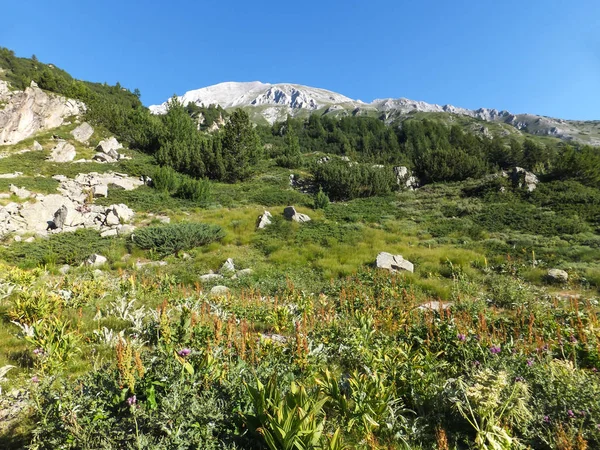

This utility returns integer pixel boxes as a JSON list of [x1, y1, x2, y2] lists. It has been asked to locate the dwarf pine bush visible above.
[[132, 222, 225, 257]]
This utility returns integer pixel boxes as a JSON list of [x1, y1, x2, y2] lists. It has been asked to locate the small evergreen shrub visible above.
[[132, 223, 225, 257], [313, 187, 330, 209]]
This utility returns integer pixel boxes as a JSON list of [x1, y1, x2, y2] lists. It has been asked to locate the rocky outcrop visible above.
[[0, 172, 143, 238], [210, 285, 230, 297], [48, 140, 76, 162], [283, 206, 311, 223], [70, 122, 94, 143], [94, 137, 123, 163], [85, 254, 107, 267], [0, 80, 84, 145], [393, 166, 419, 190], [511, 167, 539, 192], [376, 252, 414, 273]]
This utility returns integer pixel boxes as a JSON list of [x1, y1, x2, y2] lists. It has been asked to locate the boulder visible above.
[[96, 137, 122, 157], [49, 141, 76, 162], [58, 264, 71, 275], [417, 301, 453, 311], [32, 141, 43, 151], [104, 210, 120, 227], [200, 273, 224, 282], [100, 228, 118, 238], [547, 268, 568, 283], [52, 205, 68, 229], [0, 172, 23, 179], [9, 184, 31, 199], [220, 258, 236, 274], [85, 254, 107, 267], [394, 166, 419, 190], [116, 224, 136, 236], [110, 204, 134, 223], [233, 268, 253, 279], [256, 210, 272, 229], [92, 153, 116, 163], [70, 122, 94, 143], [92, 185, 108, 198], [283, 206, 311, 223], [210, 285, 230, 298], [511, 167, 538, 192], [376, 252, 414, 273]]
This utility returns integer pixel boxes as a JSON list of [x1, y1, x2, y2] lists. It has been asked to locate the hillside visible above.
[[0, 49, 599, 449]]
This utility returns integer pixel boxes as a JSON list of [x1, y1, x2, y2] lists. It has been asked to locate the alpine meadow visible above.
[[0, 40, 600, 450]]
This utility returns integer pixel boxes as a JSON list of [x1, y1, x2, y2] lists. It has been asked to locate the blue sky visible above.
[[2, 0, 599, 119]]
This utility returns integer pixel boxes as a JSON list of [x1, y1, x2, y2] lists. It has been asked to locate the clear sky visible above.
[[2, 0, 599, 119]]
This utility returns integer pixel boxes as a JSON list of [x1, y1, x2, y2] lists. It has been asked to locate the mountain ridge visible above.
[[150, 81, 600, 145]]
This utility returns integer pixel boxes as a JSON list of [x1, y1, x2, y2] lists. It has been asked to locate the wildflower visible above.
[[543, 415, 551, 423], [570, 335, 578, 344], [567, 410, 575, 418], [31, 376, 39, 383], [473, 360, 480, 367], [593, 368, 598, 373], [580, 410, 586, 417], [177, 348, 191, 357], [33, 348, 43, 355], [515, 376, 525, 382], [490, 345, 501, 355], [526, 359, 534, 367], [457, 333, 466, 342], [126, 395, 137, 406]]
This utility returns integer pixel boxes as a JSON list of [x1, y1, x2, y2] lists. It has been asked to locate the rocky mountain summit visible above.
[[150, 81, 599, 144]]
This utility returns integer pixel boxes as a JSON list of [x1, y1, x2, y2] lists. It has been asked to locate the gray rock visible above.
[[58, 264, 71, 275], [417, 301, 453, 311], [233, 268, 253, 279], [13, 235, 21, 242], [86, 254, 107, 267], [9, 184, 31, 199], [92, 185, 107, 198], [49, 141, 76, 162], [100, 228, 118, 238], [547, 268, 568, 283], [24, 236, 35, 243], [376, 252, 414, 273], [256, 210, 272, 229], [210, 285, 230, 297], [96, 137, 122, 158], [53, 205, 68, 229], [104, 210, 120, 227], [200, 273, 224, 282], [111, 204, 134, 223], [32, 141, 43, 151], [0, 193, 10, 199], [220, 258, 236, 274], [70, 122, 94, 143], [511, 167, 539, 192], [0, 172, 23, 179], [394, 166, 419, 190], [92, 153, 116, 163], [283, 206, 311, 223], [117, 224, 136, 236]]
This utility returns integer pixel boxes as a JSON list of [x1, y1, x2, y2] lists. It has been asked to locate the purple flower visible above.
[[33, 348, 43, 355], [490, 345, 501, 355], [593, 368, 598, 373], [543, 415, 551, 423], [126, 395, 137, 406], [177, 348, 191, 357], [457, 333, 466, 342], [473, 360, 480, 367], [570, 335, 578, 344], [526, 359, 534, 367], [515, 376, 525, 382], [567, 410, 575, 418], [580, 410, 586, 417], [31, 376, 39, 383]]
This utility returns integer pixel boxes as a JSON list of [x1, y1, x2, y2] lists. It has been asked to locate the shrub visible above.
[[132, 223, 225, 257], [313, 187, 330, 209]]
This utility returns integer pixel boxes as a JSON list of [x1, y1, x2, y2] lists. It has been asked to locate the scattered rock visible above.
[[85, 254, 107, 267], [70, 122, 94, 143], [13, 235, 21, 242], [59, 264, 71, 275], [100, 228, 118, 238], [256, 210, 272, 229], [92, 153, 116, 163], [9, 184, 31, 199], [547, 268, 568, 283], [24, 236, 35, 243], [110, 204, 134, 223], [375, 252, 414, 273], [233, 268, 253, 279], [32, 141, 43, 151], [220, 258, 236, 274], [200, 273, 224, 282], [52, 205, 68, 229], [283, 206, 311, 223], [511, 167, 538, 192], [117, 224, 136, 236], [96, 137, 122, 161], [210, 285, 230, 297], [394, 166, 419, 190], [0, 193, 10, 199], [0, 172, 23, 179], [417, 301, 453, 311], [92, 184, 108, 197], [48, 140, 76, 162]]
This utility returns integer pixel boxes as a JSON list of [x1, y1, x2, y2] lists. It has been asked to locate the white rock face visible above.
[[49, 141, 76, 162], [256, 210, 272, 229], [0, 80, 84, 145], [150, 80, 593, 140], [86, 254, 107, 267], [283, 206, 311, 223]]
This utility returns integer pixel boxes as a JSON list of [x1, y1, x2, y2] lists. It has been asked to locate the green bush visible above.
[[313, 187, 330, 210], [132, 222, 225, 257]]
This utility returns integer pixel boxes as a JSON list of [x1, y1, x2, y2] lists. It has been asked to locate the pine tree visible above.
[[221, 109, 262, 182]]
